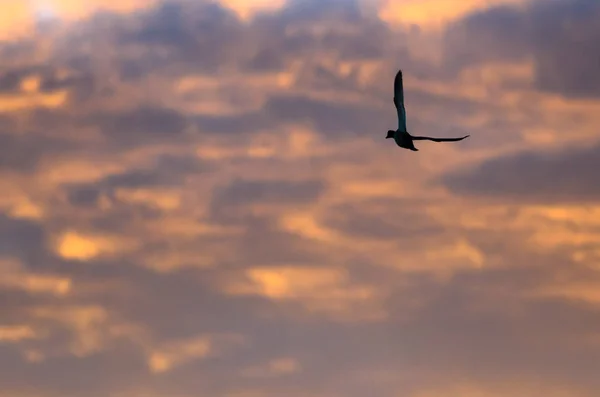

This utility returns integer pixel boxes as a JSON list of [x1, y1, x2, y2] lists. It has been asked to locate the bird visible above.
[[386, 69, 470, 151]]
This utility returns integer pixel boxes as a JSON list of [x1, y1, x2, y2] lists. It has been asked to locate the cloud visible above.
[[377, 0, 528, 27], [220, 0, 286, 21], [213, 178, 325, 208], [0, 131, 75, 172], [0, 325, 38, 342], [223, 265, 387, 322], [441, 142, 600, 203], [53, 230, 138, 261], [86, 105, 190, 147], [147, 333, 246, 374], [0, 258, 71, 297], [0, 215, 46, 265], [264, 94, 389, 138], [443, 0, 600, 97], [241, 357, 301, 378], [0, 0, 599, 396]]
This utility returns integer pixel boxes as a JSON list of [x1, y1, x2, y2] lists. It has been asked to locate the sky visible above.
[[1, 0, 600, 396]]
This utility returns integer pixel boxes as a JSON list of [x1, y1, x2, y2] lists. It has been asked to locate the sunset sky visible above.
[[1, 0, 600, 396]]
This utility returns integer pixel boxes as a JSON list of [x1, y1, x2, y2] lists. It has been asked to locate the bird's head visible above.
[[386, 130, 395, 139]]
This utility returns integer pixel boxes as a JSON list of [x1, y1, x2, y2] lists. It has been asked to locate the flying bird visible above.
[[386, 69, 470, 151]]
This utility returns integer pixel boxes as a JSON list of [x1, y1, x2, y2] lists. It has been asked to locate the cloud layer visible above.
[[0, 0, 599, 396]]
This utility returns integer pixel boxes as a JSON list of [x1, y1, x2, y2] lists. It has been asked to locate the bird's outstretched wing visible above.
[[393, 69, 407, 132], [411, 135, 470, 142]]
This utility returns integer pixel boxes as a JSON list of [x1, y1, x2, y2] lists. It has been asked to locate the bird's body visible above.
[[392, 130, 418, 151], [386, 69, 469, 151]]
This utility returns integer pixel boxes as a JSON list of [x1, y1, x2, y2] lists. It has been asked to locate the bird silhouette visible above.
[[386, 69, 469, 151]]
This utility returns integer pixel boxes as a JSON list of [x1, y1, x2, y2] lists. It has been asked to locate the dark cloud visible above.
[[441, 142, 600, 203], [213, 178, 325, 207], [66, 186, 101, 207], [321, 199, 444, 241], [95, 265, 278, 339], [116, 1, 244, 75], [0, 215, 45, 260], [206, 209, 328, 267], [531, 0, 600, 97], [236, 221, 326, 266], [397, 284, 600, 391], [0, 60, 96, 107], [265, 94, 388, 137], [194, 112, 272, 135], [0, 67, 38, 93], [85, 106, 190, 146], [0, 347, 147, 397], [40, 71, 96, 101], [243, 47, 289, 72], [0, 39, 38, 64], [106, 155, 206, 188], [276, 0, 393, 60], [321, 23, 391, 61], [111, 0, 406, 79], [0, 131, 77, 172], [208, 176, 326, 231], [62, 154, 206, 216], [124, 2, 192, 46], [443, 5, 530, 73], [444, 0, 600, 97], [93, 105, 187, 136], [280, 0, 369, 24]]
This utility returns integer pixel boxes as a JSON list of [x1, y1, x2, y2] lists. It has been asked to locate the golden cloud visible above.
[[148, 336, 211, 374], [0, 259, 71, 296], [378, 0, 528, 27], [0, 325, 38, 342], [54, 230, 138, 261], [0, 0, 158, 39], [224, 266, 387, 321], [147, 333, 246, 374], [219, 0, 286, 21]]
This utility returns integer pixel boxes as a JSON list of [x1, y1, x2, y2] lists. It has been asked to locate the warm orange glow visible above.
[[55, 231, 136, 261], [0, 325, 37, 342], [148, 337, 211, 374], [378, 0, 527, 27], [56, 232, 104, 260], [219, 0, 286, 20]]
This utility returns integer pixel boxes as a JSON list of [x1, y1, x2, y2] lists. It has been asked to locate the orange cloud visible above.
[[0, 90, 67, 111], [54, 231, 138, 261], [0, 0, 157, 39], [225, 266, 386, 321], [29, 304, 145, 358], [148, 336, 211, 374], [0, 325, 38, 342], [219, 0, 286, 21], [147, 334, 246, 374], [0, 259, 71, 296], [38, 0, 157, 18], [378, 0, 527, 27]]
